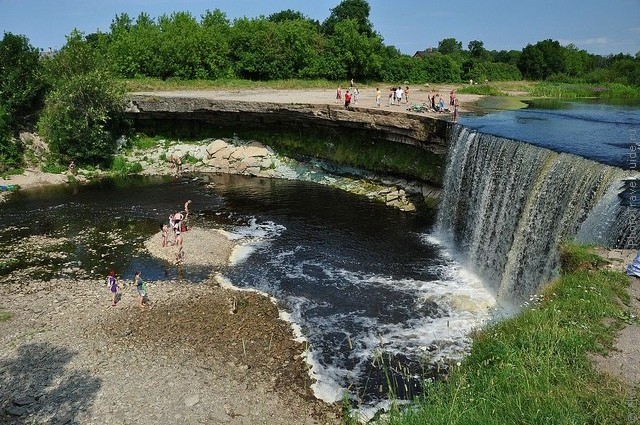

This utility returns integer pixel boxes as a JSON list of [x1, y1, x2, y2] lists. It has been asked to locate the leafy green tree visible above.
[[0, 105, 22, 173], [107, 12, 162, 78], [229, 18, 287, 80], [322, 0, 374, 37], [320, 19, 383, 80], [518, 43, 546, 79], [437, 38, 462, 55], [37, 70, 130, 166], [42, 29, 102, 86], [468, 40, 490, 61], [0, 33, 46, 124], [268, 9, 319, 27], [493, 49, 521, 65], [200, 9, 233, 79], [518, 39, 568, 79], [156, 11, 210, 79]]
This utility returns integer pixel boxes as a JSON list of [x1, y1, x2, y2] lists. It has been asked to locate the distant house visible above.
[[413, 48, 435, 58]]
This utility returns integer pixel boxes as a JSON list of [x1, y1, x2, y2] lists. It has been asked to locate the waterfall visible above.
[[437, 125, 638, 304]]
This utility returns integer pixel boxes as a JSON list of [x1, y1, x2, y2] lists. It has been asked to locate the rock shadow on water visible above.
[[0, 342, 101, 424]]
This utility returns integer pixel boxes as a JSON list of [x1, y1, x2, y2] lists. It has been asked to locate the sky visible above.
[[1, 0, 639, 56]]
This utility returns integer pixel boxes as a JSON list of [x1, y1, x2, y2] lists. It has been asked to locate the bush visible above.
[[110, 155, 143, 175], [0, 106, 22, 174], [465, 61, 522, 82], [37, 70, 131, 167]]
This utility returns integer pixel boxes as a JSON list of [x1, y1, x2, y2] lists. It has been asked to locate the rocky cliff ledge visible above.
[[125, 94, 449, 157]]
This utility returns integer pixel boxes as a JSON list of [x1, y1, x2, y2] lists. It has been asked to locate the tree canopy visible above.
[[1, 0, 638, 173], [20, 0, 633, 86]]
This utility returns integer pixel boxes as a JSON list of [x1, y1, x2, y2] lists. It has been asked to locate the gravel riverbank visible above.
[[0, 228, 341, 424]]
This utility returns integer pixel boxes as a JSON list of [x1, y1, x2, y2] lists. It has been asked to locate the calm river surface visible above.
[[460, 98, 640, 169]]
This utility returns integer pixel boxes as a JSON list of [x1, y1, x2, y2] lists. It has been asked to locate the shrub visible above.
[[110, 155, 143, 175], [37, 70, 131, 167], [0, 106, 23, 173]]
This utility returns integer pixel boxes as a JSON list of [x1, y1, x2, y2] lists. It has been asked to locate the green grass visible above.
[[457, 85, 509, 96], [109, 155, 143, 176], [123, 77, 339, 92], [41, 162, 67, 174], [0, 309, 12, 322], [528, 82, 640, 98], [130, 133, 164, 150], [386, 242, 639, 425]]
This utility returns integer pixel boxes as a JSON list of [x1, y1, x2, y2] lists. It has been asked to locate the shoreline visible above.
[[1, 199, 342, 424]]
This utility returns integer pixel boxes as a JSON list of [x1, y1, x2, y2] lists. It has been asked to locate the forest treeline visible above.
[[53, 2, 640, 85], [1, 0, 639, 171]]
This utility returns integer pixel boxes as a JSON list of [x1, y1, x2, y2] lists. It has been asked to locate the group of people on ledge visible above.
[[336, 81, 460, 121]]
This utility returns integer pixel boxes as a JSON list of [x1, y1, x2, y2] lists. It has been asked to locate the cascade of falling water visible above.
[[437, 125, 635, 303]]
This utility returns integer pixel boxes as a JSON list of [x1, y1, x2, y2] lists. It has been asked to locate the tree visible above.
[[0, 33, 46, 124], [437, 38, 462, 55], [42, 29, 101, 86], [518, 39, 568, 79], [320, 19, 383, 80], [518, 44, 546, 79], [107, 12, 162, 78], [268, 9, 318, 27], [321, 0, 374, 37], [0, 105, 22, 172], [468, 40, 489, 60], [37, 70, 130, 166]]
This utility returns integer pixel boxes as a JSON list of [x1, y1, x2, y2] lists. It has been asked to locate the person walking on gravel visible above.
[[107, 270, 118, 307], [134, 271, 147, 308]]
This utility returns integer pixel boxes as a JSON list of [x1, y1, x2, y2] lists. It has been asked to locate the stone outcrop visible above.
[[125, 95, 449, 157], [130, 137, 430, 212]]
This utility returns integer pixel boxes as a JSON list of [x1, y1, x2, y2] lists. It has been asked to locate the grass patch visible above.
[[528, 82, 640, 98], [123, 77, 338, 92], [457, 84, 508, 96], [41, 162, 66, 174], [109, 156, 143, 176], [386, 243, 639, 425], [130, 133, 164, 150], [560, 242, 610, 273], [0, 309, 12, 322]]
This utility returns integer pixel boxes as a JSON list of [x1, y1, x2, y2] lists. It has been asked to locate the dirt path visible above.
[[591, 249, 640, 387], [131, 85, 483, 115]]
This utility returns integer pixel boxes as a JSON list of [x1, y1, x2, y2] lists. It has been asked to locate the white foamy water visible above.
[[222, 220, 497, 412]]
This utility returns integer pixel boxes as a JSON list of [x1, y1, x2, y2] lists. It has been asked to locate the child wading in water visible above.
[[134, 271, 148, 308], [107, 271, 118, 307]]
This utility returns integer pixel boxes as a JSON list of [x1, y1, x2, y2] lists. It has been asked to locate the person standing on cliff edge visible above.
[[344, 90, 352, 109]]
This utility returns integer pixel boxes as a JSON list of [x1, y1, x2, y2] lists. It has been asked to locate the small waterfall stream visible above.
[[437, 125, 638, 303]]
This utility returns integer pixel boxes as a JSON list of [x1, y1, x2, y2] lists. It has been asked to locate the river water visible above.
[[460, 98, 640, 169]]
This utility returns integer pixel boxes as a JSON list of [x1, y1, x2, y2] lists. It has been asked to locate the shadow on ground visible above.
[[0, 342, 101, 424]]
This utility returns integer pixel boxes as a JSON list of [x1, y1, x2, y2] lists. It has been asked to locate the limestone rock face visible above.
[[125, 95, 449, 157]]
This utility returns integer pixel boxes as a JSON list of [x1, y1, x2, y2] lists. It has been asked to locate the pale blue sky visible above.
[[1, 0, 638, 56]]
